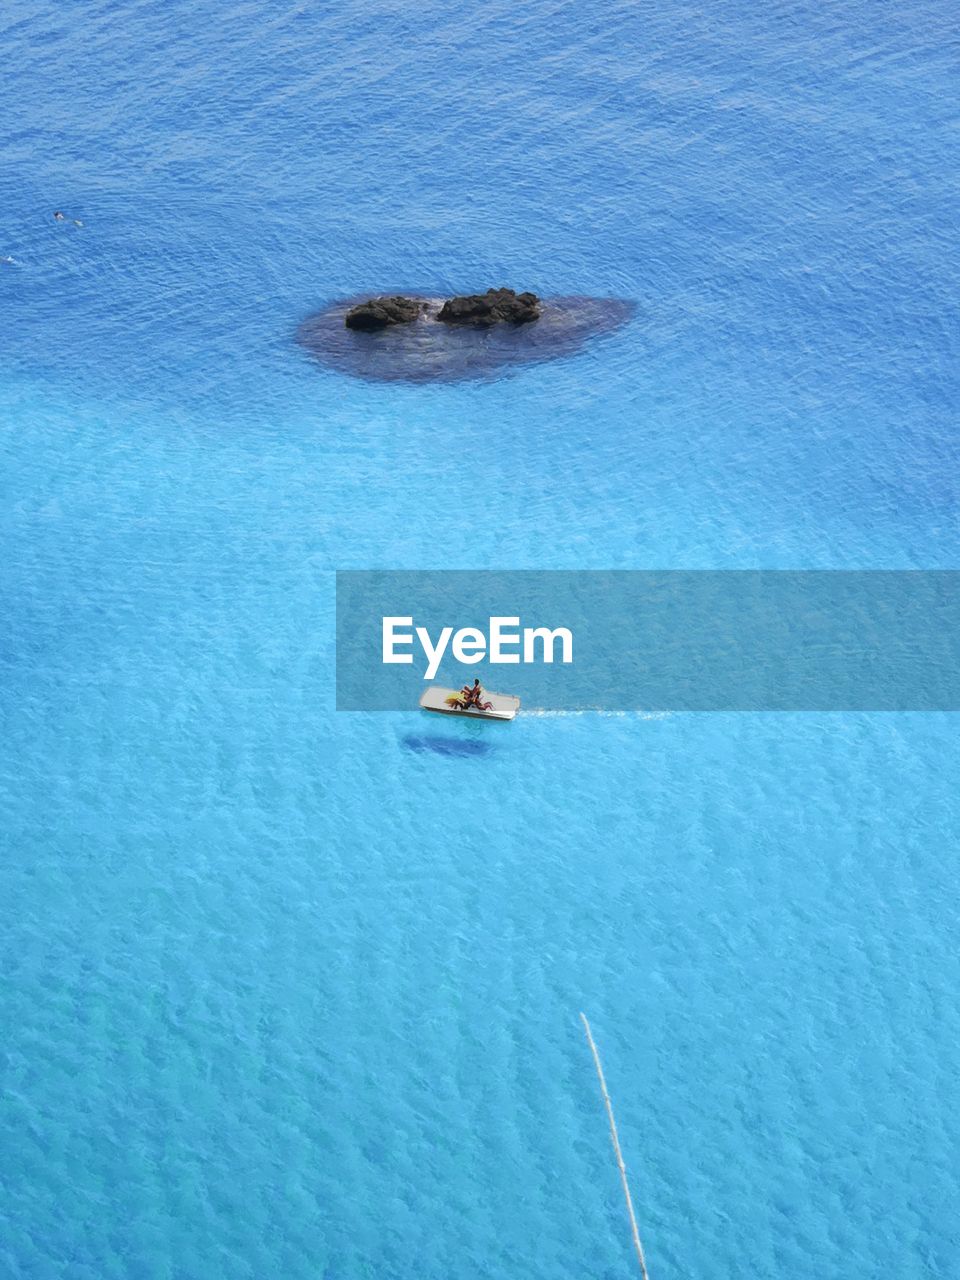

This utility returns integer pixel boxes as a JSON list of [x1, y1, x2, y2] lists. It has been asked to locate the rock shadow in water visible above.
[[296, 295, 636, 384]]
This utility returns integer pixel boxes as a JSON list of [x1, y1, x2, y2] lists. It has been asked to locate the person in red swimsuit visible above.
[[446, 679, 494, 711], [466, 678, 493, 711]]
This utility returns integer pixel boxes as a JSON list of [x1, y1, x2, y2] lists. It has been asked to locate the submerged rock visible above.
[[436, 287, 540, 326], [344, 295, 422, 330], [299, 293, 635, 384]]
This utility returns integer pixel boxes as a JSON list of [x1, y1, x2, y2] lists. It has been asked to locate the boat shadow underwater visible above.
[[401, 733, 495, 759]]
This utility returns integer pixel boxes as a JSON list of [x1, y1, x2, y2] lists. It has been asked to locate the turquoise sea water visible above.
[[2, 1, 959, 1276]]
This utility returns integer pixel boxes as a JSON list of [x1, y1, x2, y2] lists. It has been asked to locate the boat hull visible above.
[[419, 686, 521, 721]]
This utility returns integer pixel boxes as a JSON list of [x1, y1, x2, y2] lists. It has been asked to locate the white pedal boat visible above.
[[419, 686, 521, 721]]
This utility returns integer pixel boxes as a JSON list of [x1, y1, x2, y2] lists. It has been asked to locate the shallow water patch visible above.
[[296, 295, 636, 383]]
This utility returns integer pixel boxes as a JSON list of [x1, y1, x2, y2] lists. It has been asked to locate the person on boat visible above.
[[465, 678, 493, 711], [444, 683, 474, 710], [444, 679, 493, 711]]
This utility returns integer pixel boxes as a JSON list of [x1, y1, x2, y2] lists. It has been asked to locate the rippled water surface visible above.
[[2, 1, 959, 1277]]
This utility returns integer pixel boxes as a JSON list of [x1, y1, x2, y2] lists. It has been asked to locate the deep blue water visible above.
[[2, 1, 959, 1276]]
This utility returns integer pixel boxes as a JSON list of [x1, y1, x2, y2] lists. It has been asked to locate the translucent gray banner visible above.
[[335, 571, 960, 711]]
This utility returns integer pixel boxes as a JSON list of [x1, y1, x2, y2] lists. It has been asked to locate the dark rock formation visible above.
[[437, 288, 540, 326], [299, 293, 635, 384], [344, 295, 422, 330]]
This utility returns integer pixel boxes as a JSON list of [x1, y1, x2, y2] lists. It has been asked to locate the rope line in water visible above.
[[580, 1012, 651, 1280]]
